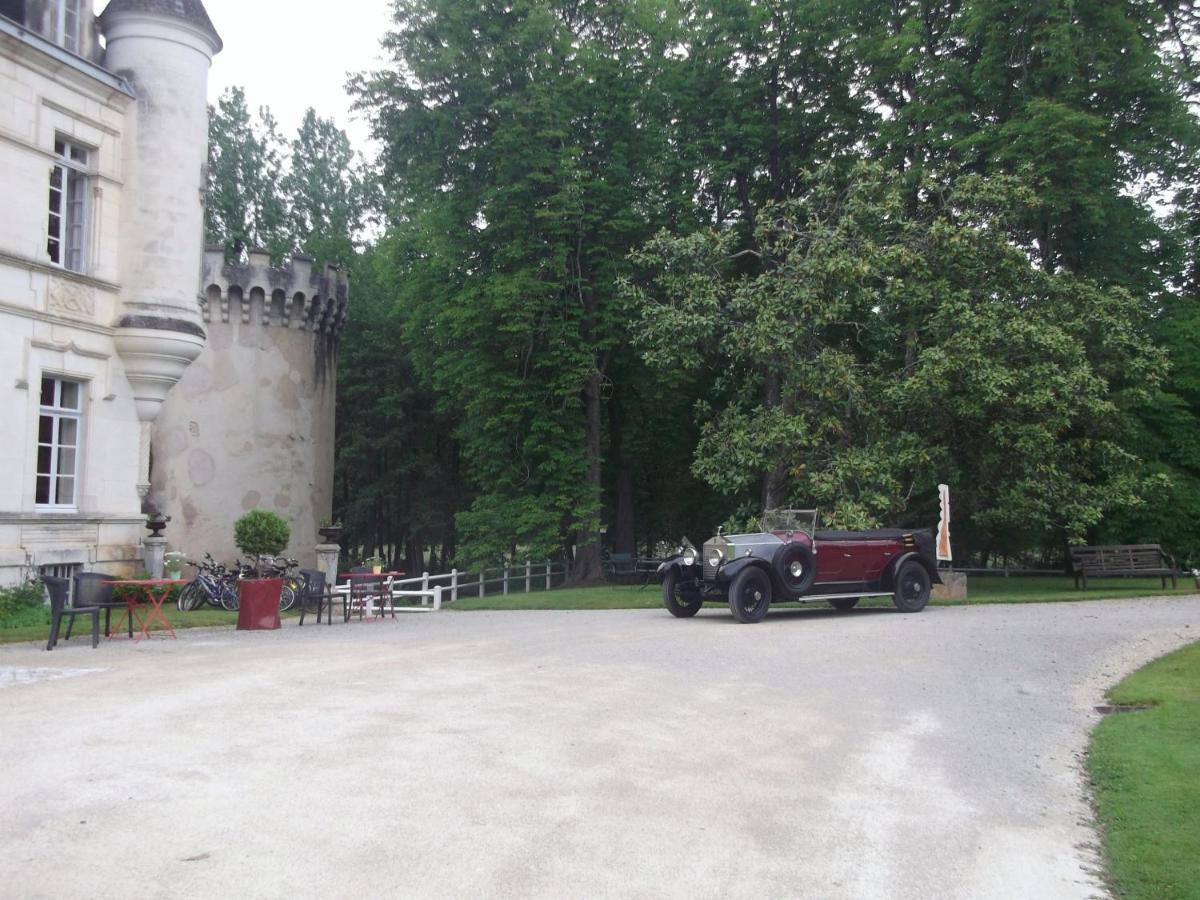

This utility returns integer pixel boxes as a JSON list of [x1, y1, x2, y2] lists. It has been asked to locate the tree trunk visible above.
[[761, 371, 788, 511], [608, 394, 636, 557], [570, 368, 605, 583], [405, 538, 423, 577]]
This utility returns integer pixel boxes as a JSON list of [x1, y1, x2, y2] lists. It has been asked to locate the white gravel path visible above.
[[0, 596, 1196, 899]]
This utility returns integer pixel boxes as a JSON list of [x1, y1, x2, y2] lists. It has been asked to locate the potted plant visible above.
[[233, 510, 290, 630], [318, 519, 343, 543], [364, 554, 384, 575], [145, 512, 170, 537], [164, 551, 186, 581]]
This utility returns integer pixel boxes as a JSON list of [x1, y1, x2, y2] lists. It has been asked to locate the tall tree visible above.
[[626, 163, 1168, 557], [204, 87, 292, 262], [282, 108, 376, 267], [353, 0, 689, 576]]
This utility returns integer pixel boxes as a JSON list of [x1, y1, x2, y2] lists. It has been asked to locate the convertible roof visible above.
[[814, 529, 909, 541]]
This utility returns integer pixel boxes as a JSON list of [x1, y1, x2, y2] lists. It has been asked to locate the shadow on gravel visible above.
[[686, 605, 933, 625]]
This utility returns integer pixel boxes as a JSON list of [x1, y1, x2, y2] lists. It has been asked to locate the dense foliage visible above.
[[627, 164, 1167, 553], [324, 0, 1200, 571]]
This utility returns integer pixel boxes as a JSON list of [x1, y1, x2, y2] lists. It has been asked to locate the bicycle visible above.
[[178, 554, 240, 611], [258, 556, 302, 612]]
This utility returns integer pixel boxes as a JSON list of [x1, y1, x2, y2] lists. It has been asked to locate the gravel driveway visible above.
[[1, 597, 1197, 899]]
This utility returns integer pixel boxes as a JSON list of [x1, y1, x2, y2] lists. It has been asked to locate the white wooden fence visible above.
[[362, 559, 569, 608]]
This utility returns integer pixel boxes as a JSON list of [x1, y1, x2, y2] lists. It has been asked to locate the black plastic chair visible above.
[[72, 572, 131, 639], [297, 569, 333, 626], [45, 576, 99, 651]]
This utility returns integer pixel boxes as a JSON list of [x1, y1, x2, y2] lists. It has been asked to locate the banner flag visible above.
[[937, 484, 952, 562]]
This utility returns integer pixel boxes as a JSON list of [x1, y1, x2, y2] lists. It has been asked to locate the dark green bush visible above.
[[233, 510, 290, 558], [0, 580, 46, 626]]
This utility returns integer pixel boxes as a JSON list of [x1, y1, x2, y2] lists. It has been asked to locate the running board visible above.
[[791, 591, 893, 602]]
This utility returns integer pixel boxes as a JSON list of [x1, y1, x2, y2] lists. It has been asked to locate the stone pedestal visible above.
[[932, 570, 968, 600], [142, 536, 166, 579], [316, 543, 340, 591]]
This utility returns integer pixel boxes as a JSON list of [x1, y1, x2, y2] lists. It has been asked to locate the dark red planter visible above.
[[237, 578, 282, 630]]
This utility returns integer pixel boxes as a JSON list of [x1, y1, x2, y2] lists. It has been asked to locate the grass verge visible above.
[[447, 575, 1194, 611], [1089, 641, 1200, 900], [0, 605, 240, 645]]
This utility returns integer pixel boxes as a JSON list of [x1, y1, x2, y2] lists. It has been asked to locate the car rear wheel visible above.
[[727, 567, 771, 623], [892, 561, 931, 613], [828, 597, 859, 611], [662, 569, 702, 618]]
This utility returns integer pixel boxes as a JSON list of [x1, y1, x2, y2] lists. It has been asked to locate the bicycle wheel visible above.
[[219, 581, 240, 611], [178, 581, 203, 612], [278, 583, 297, 612]]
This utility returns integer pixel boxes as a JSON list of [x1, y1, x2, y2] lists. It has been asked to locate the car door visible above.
[[813, 539, 849, 583]]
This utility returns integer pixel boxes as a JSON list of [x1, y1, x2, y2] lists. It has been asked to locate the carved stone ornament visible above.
[[48, 278, 97, 319]]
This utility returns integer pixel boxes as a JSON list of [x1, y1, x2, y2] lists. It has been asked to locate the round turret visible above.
[[98, 0, 222, 423]]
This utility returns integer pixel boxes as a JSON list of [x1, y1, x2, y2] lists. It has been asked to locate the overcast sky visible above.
[[196, 0, 394, 154]]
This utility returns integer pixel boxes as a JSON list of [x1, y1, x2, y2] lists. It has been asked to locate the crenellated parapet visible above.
[[201, 246, 350, 335]]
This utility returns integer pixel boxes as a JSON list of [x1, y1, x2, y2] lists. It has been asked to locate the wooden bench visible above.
[[1069, 544, 1178, 590]]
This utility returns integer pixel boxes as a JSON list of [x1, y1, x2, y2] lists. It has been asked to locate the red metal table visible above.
[[337, 572, 405, 620], [104, 579, 186, 642]]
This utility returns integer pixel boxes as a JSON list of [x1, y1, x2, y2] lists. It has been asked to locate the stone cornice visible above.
[[0, 512, 146, 525], [0, 248, 121, 294], [0, 16, 135, 103]]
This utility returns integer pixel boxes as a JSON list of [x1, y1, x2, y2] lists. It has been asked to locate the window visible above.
[[36, 376, 84, 508], [39, 563, 81, 600], [52, 0, 81, 53], [47, 138, 89, 272]]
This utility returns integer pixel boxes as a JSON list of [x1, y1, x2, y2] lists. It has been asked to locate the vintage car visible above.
[[657, 509, 941, 623]]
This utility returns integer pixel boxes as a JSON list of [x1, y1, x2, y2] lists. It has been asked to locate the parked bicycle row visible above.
[[177, 553, 304, 612]]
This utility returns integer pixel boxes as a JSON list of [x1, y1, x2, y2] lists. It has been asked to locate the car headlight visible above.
[[708, 549, 724, 569], [682, 548, 697, 566]]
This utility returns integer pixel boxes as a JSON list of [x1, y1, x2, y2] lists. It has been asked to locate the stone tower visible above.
[[149, 249, 349, 565], [99, 0, 222, 495]]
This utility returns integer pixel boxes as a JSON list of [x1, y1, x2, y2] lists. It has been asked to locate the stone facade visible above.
[[150, 249, 347, 566], [0, 2, 346, 587], [0, 0, 219, 585]]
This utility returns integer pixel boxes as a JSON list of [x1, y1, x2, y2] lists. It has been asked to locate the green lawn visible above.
[[0, 604, 239, 645], [1089, 641, 1200, 899], [448, 575, 1194, 611]]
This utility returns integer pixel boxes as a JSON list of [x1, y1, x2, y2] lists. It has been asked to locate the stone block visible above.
[[932, 571, 968, 600]]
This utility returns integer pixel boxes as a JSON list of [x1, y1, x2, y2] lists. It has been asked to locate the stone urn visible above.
[[146, 515, 169, 537]]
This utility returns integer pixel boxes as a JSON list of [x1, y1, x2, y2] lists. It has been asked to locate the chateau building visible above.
[[0, 0, 344, 586]]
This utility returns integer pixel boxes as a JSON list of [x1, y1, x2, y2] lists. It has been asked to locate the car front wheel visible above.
[[727, 567, 772, 623], [892, 561, 931, 613], [662, 569, 702, 618]]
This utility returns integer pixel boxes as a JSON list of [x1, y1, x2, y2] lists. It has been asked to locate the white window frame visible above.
[[47, 137, 91, 273], [35, 375, 85, 511], [52, 0, 82, 54]]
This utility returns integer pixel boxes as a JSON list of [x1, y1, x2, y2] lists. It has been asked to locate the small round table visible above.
[[103, 579, 187, 642]]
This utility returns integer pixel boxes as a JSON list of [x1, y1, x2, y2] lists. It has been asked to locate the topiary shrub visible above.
[[233, 510, 290, 562]]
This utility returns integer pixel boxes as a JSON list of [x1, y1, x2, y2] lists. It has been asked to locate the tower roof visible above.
[[98, 0, 222, 52]]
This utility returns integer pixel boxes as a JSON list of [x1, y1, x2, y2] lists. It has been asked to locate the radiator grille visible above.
[[702, 537, 728, 580]]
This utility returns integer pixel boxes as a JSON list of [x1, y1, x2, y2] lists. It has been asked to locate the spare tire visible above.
[[773, 543, 817, 597]]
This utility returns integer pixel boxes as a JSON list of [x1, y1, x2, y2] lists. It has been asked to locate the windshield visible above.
[[759, 508, 817, 534]]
